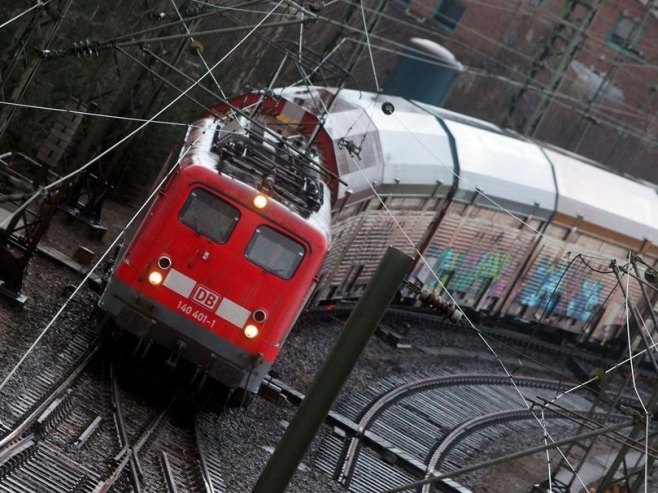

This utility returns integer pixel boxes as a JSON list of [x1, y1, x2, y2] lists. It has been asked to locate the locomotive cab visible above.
[[99, 113, 332, 393]]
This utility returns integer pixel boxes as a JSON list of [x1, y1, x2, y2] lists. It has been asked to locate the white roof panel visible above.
[[441, 119, 557, 216], [277, 87, 456, 202], [545, 147, 658, 243], [338, 90, 455, 190]]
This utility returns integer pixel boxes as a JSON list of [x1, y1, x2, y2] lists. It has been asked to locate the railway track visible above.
[[0, 306, 648, 492], [0, 344, 226, 492], [312, 370, 642, 493], [263, 367, 636, 493]]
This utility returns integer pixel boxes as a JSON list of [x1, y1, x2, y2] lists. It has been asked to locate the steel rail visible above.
[[109, 364, 143, 493], [336, 373, 580, 486], [0, 344, 99, 449], [421, 409, 646, 493], [384, 420, 637, 493], [92, 375, 174, 493]]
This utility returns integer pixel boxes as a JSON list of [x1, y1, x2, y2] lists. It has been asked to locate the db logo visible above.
[[191, 285, 221, 311]]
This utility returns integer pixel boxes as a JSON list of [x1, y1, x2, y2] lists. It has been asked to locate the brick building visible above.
[[346, 0, 658, 183]]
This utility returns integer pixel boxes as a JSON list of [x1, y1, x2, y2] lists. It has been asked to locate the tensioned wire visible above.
[[293, 0, 658, 139], [340, 36, 656, 128], [154, 0, 657, 140], [0, 100, 203, 128], [0, 1, 51, 31], [622, 252, 651, 492], [334, 0, 658, 107], [168, 0, 251, 138]]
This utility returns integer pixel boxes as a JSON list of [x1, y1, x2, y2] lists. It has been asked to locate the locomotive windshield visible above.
[[179, 188, 239, 243], [245, 226, 305, 280]]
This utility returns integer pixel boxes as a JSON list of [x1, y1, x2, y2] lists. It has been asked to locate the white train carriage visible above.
[[276, 86, 658, 343]]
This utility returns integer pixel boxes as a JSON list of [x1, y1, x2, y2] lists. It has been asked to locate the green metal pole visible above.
[[252, 247, 414, 493]]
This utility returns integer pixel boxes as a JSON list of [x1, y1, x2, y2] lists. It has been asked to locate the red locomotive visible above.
[[99, 95, 334, 393]]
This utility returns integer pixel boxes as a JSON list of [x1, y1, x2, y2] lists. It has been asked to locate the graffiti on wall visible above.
[[413, 246, 604, 322], [412, 245, 512, 304], [516, 257, 604, 322]]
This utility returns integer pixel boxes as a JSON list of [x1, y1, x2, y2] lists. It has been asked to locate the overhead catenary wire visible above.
[[101, 0, 276, 43], [339, 0, 658, 102], [621, 252, 651, 492], [0, 0, 287, 231], [342, 36, 657, 128], [0, 100, 201, 128], [43, 17, 314, 58], [32, 0, 653, 147], [358, 0, 380, 93], [169, 0, 229, 100], [312, 4, 652, 143], [0, 1, 50, 31], [320, 0, 658, 143], [16, 0, 658, 144]]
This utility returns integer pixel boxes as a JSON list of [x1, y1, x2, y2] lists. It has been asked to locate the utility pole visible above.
[[252, 247, 414, 493]]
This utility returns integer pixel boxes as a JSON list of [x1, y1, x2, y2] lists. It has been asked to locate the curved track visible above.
[[315, 371, 624, 493]]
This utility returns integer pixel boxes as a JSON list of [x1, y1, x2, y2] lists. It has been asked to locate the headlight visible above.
[[148, 271, 163, 285], [244, 324, 259, 339], [253, 193, 268, 209]]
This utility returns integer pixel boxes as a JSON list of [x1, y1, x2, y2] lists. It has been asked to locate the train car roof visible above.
[[279, 87, 557, 218], [417, 102, 557, 219], [274, 87, 658, 243], [543, 145, 658, 244], [276, 87, 456, 203]]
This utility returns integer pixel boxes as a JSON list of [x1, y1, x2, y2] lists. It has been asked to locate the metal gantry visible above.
[[501, 0, 605, 136]]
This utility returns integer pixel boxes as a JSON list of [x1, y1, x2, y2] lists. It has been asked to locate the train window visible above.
[[179, 188, 239, 243], [245, 226, 305, 280]]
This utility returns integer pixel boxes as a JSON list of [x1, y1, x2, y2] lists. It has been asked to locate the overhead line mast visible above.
[[501, 0, 604, 136]]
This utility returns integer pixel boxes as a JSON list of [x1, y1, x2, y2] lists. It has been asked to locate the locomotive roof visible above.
[[179, 116, 332, 242]]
